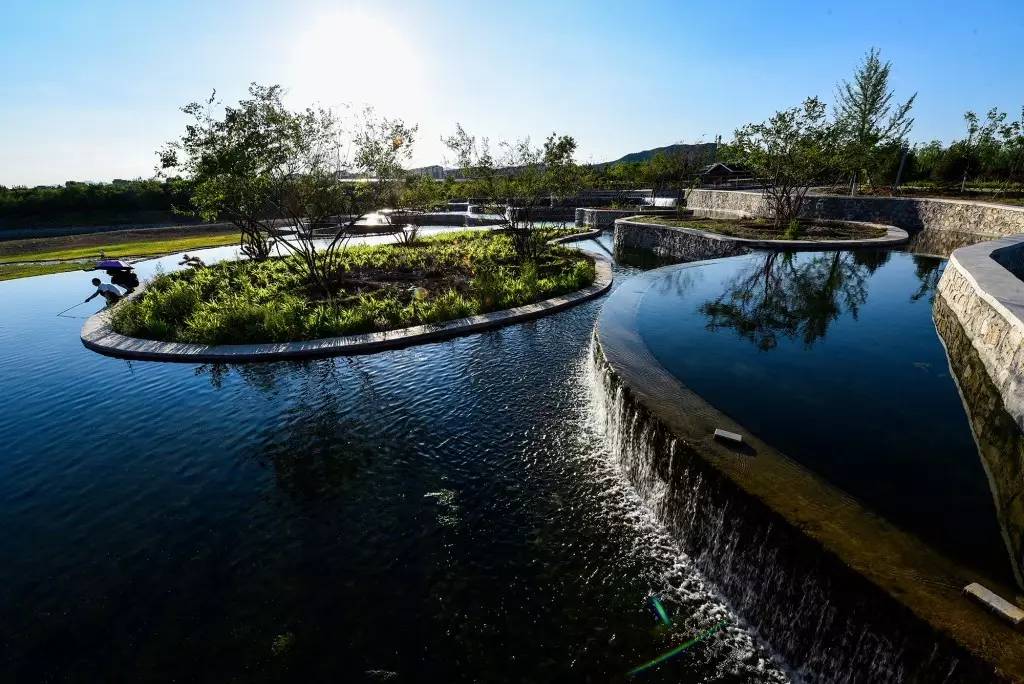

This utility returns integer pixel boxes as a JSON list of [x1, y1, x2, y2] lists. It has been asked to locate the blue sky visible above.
[[2, 0, 1022, 186]]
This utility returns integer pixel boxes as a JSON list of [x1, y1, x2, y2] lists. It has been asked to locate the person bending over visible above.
[[85, 278, 124, 307]]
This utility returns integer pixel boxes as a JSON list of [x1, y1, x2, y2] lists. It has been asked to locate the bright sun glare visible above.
[[287, 8, 427, 116]]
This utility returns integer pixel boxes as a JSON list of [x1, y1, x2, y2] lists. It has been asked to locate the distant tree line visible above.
[[718, 48, 1024, 230], [6, 54, 1022, 234], [0, 178, 194, 227]]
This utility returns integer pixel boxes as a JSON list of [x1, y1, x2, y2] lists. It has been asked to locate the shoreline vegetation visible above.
[[0, 226, 242, 281], [638, 216, 887, 241], [111, 231, 596, 345]]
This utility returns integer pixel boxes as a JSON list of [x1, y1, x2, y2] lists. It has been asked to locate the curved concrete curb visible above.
[[615, 216, 908, 254], [82, 250, 612, 363], [549, 228, 603, 243], [593, 259, 1024, 681], [937, 235, 1024, 430]]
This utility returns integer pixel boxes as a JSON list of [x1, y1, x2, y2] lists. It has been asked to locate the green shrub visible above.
[[783, 219, 804, 240]]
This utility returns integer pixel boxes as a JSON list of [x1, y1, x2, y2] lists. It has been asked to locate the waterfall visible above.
[[588, 337, 993, 683]]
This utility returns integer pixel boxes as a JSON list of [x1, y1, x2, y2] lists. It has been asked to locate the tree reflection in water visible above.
[[910, 255, 943, 302], [196, 360, 381, 504], [700, 251, 871, 350]]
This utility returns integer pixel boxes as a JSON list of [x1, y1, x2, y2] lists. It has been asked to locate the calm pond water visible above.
[[0, 233, 789, 682], [632, 249, 1012, 587]]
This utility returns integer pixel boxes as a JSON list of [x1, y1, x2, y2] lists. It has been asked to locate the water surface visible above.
[[0, 232, 787, 682], [633, 249, 1010, 586]]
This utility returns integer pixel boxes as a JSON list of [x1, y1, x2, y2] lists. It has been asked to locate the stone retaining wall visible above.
[[574, 208, 678, 228], [613, 219, 749, 262], [936, 235, 1024, 431], [613, 217, 907, 264], [684, 189, 1024, 238]]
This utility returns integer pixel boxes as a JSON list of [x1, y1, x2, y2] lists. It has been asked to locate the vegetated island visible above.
[[111, 231, 596, 345], [635, 216, 887, 241]]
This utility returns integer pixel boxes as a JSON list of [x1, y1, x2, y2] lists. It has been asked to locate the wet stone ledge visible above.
[[591, 263, 1024, 680], [574, 207, 679, 229]]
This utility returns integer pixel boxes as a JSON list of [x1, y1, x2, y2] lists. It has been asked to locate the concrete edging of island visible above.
[[613, 215, 908, 262], [938, 234, 1024, 431], [81, 235, 612, 363]]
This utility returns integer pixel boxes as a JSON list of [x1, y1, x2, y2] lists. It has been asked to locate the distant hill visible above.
[[606, 143, 718, 166], [401, 143, 719, 178]]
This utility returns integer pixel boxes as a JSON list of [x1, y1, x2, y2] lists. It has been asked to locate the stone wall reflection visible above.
[[934, 295, 1024, 589]]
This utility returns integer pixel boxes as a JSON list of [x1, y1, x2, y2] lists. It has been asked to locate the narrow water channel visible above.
[[0, 233, 789, 682]]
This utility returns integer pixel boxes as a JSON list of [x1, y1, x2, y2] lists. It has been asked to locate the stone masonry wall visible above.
[[684, 189, 1024, 238], [613, 219, 748, 263], [937, 259, 1024, 430], [575, 208, 676, 228]]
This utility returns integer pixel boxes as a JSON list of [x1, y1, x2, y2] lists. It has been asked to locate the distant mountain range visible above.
[[603, 142, 718, 166], [404, 142, 719, 177]]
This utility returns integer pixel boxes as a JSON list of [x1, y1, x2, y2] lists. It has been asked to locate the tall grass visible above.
[[112, 231, 595, 344]]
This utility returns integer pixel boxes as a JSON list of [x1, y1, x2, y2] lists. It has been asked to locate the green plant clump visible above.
[[783, 219, 804, 239], [111, 231, 595, 345]]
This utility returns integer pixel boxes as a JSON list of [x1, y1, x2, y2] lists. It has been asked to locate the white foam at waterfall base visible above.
[[583, 338, 978, 683], [578, 341, 794, 682]]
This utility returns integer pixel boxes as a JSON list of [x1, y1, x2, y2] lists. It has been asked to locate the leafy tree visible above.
[[962, 107, 1024, 191], [913, 141, 945, 180], [932, 139, 977, 186], [159, 84, 416, 295], [0, 178, 192, 228], [834, 48, 916, 194], [732, 97, 837, 228], [159, 84, 302, 260], [443, 126, 580, 260]]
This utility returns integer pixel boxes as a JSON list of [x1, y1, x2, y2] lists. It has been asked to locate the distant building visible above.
[[699, 162, 752, 186], [406, 165, 446, 180]]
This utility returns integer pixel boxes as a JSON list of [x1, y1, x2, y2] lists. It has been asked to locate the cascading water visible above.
[[587, 337, 995, 683]]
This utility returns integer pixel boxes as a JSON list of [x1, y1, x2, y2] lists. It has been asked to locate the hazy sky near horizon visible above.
[[2, 0, 1022, 186]]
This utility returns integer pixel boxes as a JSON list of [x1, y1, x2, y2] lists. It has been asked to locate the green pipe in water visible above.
[[627, 619, 730, 677]]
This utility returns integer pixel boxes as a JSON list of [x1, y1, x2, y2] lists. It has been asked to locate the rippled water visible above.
[[0, 232, 789, 682]]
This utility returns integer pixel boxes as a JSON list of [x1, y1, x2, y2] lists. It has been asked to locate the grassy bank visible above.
[[639, 216, 887, 241], [112, 231, 596, 344], [0, 227, 241, 281], [0, 228, 240, 263], [0, 262, 88, 280]]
